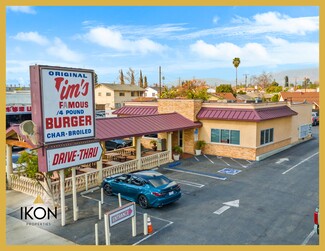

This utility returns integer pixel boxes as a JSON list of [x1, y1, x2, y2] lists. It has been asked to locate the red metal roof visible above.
[[197, 106, 297, 121], [96, 113, 201, 140], [112, 106, 158, 116]]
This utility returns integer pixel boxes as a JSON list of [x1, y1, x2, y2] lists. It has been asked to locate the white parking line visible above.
[[204, 154, 214, 164], [302, 229, 316, 245], [282, 152, 319, 174], [231, 158, 248, 168], [132, 214, 174, 245], [164, 167, 227, 180], [173, 179, 205, 188], [194, 156, 200, 162], [218, 157, 230, 166]]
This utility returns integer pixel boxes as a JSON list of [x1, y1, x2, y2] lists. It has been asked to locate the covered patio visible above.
[[5, 112, 201, 201]]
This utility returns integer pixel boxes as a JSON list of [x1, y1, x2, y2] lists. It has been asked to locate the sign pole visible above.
[[72, 167, 78, 221], [59, 169, 66, 226], [95, 223, 98, 245], [104, 214, 110, 245]]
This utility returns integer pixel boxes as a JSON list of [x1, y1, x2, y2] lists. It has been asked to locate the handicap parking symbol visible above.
[[218, 168, 242, 175]]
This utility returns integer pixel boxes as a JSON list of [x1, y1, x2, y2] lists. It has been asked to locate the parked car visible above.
[[105, 139, 132, 151], [101, 170, 181, 208], [311, 112, 319, 126], [314, 206, 319, 235]]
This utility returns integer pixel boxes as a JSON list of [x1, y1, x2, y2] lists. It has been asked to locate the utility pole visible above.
[[159, 66, 162, 98], [243, 74, 249, 91]]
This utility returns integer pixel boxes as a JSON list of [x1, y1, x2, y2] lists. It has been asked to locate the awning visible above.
[[96, 112, 201, 140]]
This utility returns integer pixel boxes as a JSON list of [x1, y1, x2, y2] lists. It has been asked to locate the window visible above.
[[211, 129, 240, 145], [144, 134, 158, 138], [119, 92, 125, 97], [131, 92, 135, 97], [260, 128, 274, 145], [106, 92, 111, 96]]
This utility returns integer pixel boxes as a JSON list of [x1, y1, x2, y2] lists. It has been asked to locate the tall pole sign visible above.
[[30, 65, 102, 172]]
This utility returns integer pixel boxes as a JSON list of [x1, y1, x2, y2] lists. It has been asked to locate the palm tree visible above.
[[233, 57, 240, 93]]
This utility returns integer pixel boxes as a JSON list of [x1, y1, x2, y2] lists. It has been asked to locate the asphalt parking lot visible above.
[[7, 126, 319, 245]]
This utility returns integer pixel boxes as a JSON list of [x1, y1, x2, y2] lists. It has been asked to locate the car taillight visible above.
[[314, 209, 319, 225], [152, 192, 163, 197]]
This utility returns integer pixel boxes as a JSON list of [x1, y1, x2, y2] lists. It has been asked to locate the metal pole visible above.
[[101, 187, 104, 204], [118, 193, 122, 207], [143, 213, 148, 235], [132, 206, 137, 237], [95, 223, 98, 245], [72, 167, 78, 221], [59, 169, 65, 226], [104, 214, 110, 245], [98, 201, 102, 220]]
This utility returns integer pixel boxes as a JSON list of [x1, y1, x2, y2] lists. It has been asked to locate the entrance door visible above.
[[178, 130, 183, 147]]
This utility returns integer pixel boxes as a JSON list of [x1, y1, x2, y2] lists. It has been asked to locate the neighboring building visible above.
[[95, 83, 145, 110], [279, 92, 320, 110], [144, 86, 160, 98], [208, 93, 237, 102], [114, 99, 313, 161], [6, 90, 32, 128]]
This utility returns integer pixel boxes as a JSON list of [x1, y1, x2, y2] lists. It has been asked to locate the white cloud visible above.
[[47, 38, 83, 63], [178, 11, 318, 39], [84, 27, 166, 54], [252, 12, 319, 35], [189, 38, 318, 67], [7, 6, 36, 14], [13, 32, 49, 45], [190, 40, 268, 64]]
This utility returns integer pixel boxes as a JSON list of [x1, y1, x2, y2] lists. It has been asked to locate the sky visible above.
[[6, 6, 319, 87]]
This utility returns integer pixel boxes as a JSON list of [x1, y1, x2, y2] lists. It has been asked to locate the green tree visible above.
[[232, 57, 240, 92], [125, 68, 135, 85], [215, 84, 234, 94], [271, 94, 279, 102], [143, 76, 148, 88], [119, 69, 125, 85], [94, 72, 98, 84], [284, 76, 289, 87], [138, 70, 143, 87], [16, 150, 57, 206]]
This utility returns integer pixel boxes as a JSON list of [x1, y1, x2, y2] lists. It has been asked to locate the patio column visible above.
[[135, 136, 142, 169], [167, 132, 173, 162], [97, 158, 103, 184], [6, 144, 13, 189]]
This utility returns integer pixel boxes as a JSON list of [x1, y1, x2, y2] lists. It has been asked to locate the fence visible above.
[[10, 150, 171, 202]]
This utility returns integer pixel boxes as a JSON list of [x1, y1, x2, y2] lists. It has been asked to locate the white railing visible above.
[[10, 174, 47, 199], [11, 150, 172, 200]]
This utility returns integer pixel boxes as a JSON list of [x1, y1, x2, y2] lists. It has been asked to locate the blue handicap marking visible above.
[[169, 161, 181, 168], [218, 168, 242, 175]]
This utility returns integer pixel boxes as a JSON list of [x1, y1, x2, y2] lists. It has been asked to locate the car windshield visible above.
[[148, 176, 171, 187]]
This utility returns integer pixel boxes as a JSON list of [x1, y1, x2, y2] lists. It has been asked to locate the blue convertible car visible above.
[[101, 170, 181, 208]]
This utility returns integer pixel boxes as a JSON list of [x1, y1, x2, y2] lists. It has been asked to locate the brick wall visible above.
[[158, 99, 202, 121], [204, 143, 256, 161]]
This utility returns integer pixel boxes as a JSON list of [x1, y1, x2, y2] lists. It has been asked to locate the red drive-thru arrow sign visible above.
[[107, 203, 136, 227]]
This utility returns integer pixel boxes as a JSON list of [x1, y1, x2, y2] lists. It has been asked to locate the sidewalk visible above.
[[6, 190, 76, 245]]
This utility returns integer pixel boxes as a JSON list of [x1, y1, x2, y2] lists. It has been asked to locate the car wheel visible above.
[[103, 183, 113, 196], [138, 194, 149, 209]]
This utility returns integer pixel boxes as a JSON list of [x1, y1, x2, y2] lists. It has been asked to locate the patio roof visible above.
[[112, 105, 158, 116], [96, 112, 201, 141], [197, 106, 297, 122]]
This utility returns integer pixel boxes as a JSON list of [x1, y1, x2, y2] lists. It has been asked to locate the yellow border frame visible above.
[[1, 1, 322, 251]]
